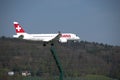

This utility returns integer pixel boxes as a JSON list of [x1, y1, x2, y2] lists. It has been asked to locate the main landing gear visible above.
[[43, 42, 54, 46]]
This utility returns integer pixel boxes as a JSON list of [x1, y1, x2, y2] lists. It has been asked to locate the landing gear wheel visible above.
[[43, 43, 46, 46], [51, 43, 54, 46]]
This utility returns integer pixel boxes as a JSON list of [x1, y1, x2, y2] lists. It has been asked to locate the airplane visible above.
[[13, 22, 80, 45]]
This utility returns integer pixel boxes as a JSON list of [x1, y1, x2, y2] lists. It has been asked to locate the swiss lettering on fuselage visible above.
[[61, 34, 71, 38]]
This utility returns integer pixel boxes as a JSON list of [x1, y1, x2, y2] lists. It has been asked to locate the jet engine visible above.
[[59, 38, 67, 43]]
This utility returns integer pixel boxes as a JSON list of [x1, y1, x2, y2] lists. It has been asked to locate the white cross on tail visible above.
[[16, 25, 21, 31]]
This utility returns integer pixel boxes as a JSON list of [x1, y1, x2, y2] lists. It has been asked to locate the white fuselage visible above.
[[13, 33, 80, 43]]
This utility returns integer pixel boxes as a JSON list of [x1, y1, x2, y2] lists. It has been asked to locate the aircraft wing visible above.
[[43, 32, 61, 46], [50, 32, 61, 42]]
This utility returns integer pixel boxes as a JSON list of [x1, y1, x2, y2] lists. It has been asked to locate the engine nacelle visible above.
[[59, 38, 67, 43]]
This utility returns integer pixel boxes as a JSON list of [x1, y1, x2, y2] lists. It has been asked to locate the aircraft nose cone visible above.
[[77, 36, 80, 39]]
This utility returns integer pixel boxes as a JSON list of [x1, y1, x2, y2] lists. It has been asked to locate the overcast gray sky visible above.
[[0, 0, 120, 46]]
